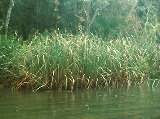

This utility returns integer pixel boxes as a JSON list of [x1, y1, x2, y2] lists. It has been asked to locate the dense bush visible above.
[[1, 0, 159, 39]]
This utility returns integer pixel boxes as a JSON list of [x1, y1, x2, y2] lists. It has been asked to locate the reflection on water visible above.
[[0, 85, 160, 119]]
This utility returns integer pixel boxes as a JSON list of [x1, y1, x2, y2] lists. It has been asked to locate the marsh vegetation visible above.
[[0, 0, 160, 91]]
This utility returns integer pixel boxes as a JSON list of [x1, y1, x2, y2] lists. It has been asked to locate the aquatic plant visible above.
[[0, 34, 22, 87], [0, 29, 159, 91]]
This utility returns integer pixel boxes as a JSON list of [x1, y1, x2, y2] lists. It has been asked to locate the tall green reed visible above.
[[1, 29, 159, 90], [0, 34, 22, 87]]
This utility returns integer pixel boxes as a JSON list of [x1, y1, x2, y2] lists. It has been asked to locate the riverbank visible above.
[[0, 30, 159, 91]]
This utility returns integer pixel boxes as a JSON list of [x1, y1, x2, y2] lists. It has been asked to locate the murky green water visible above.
[[0, 85, 160, 119]]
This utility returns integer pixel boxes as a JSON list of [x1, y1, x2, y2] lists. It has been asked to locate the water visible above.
[[0, 85, 160, 119]]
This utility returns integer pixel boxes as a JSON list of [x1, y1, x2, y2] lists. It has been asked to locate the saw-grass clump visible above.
[[0, 31, 159, 91]]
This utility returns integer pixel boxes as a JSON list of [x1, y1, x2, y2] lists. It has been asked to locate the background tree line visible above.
[[0, 0, 160, 40]]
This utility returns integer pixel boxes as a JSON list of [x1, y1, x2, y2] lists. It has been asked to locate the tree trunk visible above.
[[84, 0, 91, 33], [74, 0, 78, 34], [5, 0, 14, 36]]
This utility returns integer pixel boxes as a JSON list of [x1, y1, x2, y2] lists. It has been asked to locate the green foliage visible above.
[[0, 0, 160, 90], [0, 34, 22, 85], [0, 29, 159, 90], [3, 0, 160, 39]]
